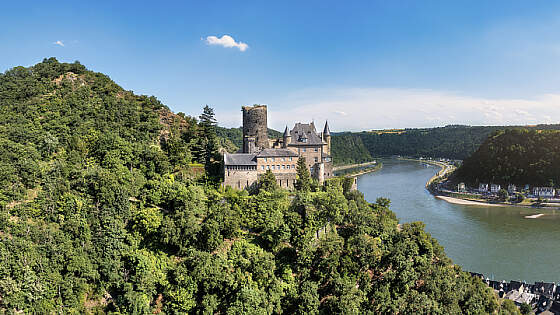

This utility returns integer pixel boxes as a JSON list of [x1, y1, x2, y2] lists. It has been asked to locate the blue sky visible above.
[[2, 1, 560, 130]]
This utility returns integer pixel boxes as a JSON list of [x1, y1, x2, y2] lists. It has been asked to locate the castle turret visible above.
[[283, 126, 291, 148], [242, 105, 269, 153], [323, 121, 331, 155]]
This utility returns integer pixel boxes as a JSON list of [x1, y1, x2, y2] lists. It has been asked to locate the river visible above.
[[357, 158, 560, 283]]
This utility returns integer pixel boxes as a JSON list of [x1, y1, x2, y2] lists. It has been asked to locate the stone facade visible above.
[[224, 105, 333, 190], [242, 105, 269, 153]]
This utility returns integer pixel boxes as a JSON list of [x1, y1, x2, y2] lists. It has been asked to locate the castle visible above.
[[223, 105, 333, 189]]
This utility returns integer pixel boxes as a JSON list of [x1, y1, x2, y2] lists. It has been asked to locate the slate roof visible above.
[[224, 153, 257, 166], [290, 123, 324, 145], [257, 148, 299, 158], [509, 281, 524, 292], [534, 282, 556, 297]]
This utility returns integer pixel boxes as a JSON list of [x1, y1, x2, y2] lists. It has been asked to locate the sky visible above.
[[2, 1, 560, 131]]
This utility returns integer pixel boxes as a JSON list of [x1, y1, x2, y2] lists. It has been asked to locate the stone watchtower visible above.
[[242, 105, 269, 153]]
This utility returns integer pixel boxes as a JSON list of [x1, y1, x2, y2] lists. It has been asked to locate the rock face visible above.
[[242, 105, 269, 153]]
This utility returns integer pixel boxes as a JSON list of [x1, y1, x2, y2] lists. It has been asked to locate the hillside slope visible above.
[[455, 128, 560, 186], [0, 59, 508, 314]]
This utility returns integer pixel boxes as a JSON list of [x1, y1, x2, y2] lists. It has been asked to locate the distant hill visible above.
[[332, 124, 560, 164], [455, 128, 560, 186]]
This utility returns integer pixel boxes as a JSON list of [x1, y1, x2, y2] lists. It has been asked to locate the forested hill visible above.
[[455, 129, 560, 186], [0, 58, 515, 313], [332, 124, 560, 163]]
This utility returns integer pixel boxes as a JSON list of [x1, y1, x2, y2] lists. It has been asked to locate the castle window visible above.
[[302, 148, 306, 152], [282, 157, 285, 161], [314, 148, 318, 152], [271, 165, 275, 170], [277, 165, 280, 169], [315, 157, 318, 162], [264, 157, 267, 162], [261, 166, 264, 170], [282, 165, 285, 169], [271, 157, 275, 162], [266, 165, 270, 170], [290, 157, 293, 161]]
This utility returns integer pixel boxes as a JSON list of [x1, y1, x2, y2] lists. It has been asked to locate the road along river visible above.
[[357, 158, 560, 283]]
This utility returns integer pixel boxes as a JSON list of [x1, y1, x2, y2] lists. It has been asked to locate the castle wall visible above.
[[224, 168, 258, 190], [242, 105, 269, 152], [256, 156, 297, 189]]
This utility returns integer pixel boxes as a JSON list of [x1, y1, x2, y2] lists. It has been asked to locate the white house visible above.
[[533, 187, 555, 198], [479, 183, 489, 192], [490, 184, 501, 193], [507, 184, 517, 194], [457, 182, 466, 192]]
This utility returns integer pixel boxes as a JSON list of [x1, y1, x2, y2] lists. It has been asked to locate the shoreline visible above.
[[334, 161, 382, 177], [398, 157, 560, 211], [333, 161, 377, 172], [346, 163, 383, 177], [435, 194, 560, 210], [435, 195, 502, 207]]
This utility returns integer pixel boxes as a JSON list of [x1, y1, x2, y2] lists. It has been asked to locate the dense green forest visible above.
[[455, 129, 560, 187], [331, 133, 373, 165], [0, 59, 516, 313], [332, 124, 560, 163]]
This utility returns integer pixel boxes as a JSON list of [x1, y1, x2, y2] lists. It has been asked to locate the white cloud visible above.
[[205, 35, 248, 51], [53, 40, 64, 47], [216, 88, 560, 131]]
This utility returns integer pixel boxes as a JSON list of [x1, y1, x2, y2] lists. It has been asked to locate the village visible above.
[[470, 273, 560, 314], [420, 157, 560, 207]]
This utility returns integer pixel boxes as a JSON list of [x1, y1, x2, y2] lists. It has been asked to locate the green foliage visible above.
[[0, 58, 499, 313], [456, 129, 560, 186], [498, 189, 509, 201], [295, 157, 312, 192], [498, 299, 521, 315], [331, 133, 372, 165], [258, 170, 279, 192]]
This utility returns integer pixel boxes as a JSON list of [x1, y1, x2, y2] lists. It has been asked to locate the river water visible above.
[[357, 158, 560, 283]]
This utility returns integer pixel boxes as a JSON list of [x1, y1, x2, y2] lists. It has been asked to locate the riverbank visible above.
[[345, 163, 383, 177], [333, 161, 377, 172], [436, 193, 560, 210], [435, 196, 502, 207], [333, 161, 382, 177]]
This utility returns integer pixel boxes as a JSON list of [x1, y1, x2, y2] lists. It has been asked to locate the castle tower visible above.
[[282, 126, 291, 148], [242, 105, 269, 153], [323, 121, 331, 155]]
